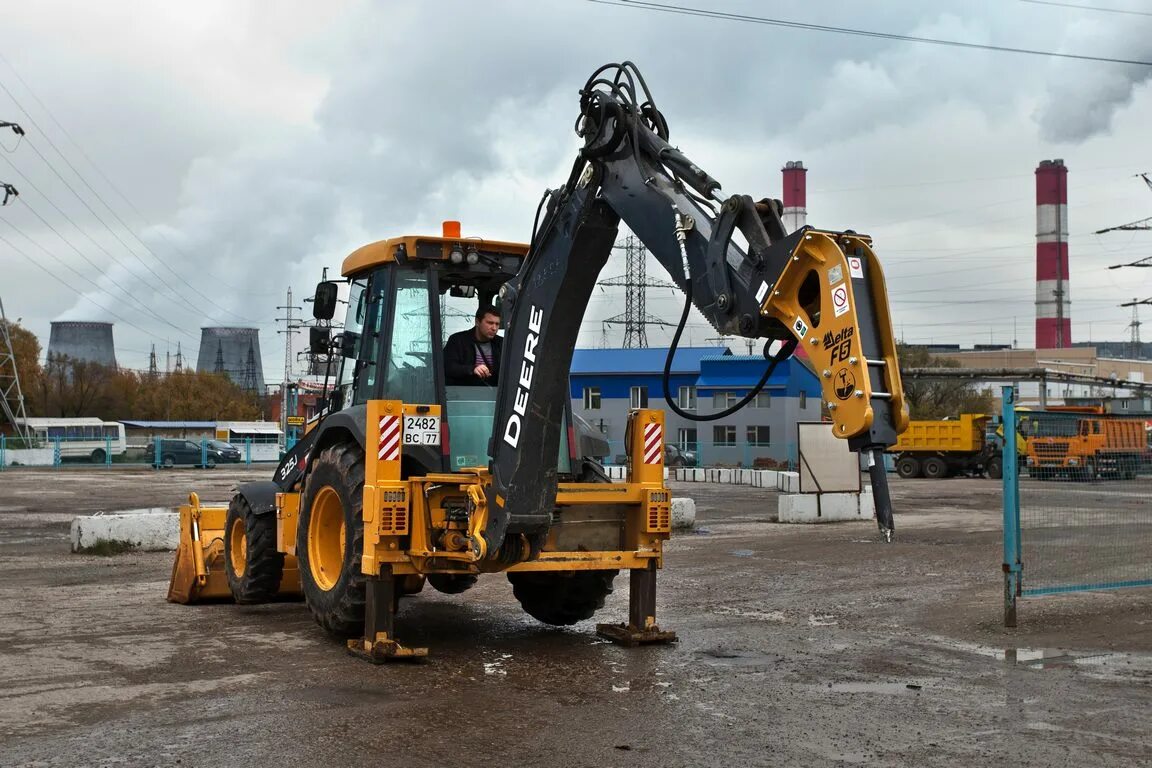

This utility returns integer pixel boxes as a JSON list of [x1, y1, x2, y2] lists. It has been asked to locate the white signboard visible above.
[[797, 421, 861, 494]]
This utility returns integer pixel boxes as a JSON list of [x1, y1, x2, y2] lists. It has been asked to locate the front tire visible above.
[[508, 569, 618, 626], [224, 494, 285, 604], [296, 441, 366, 638], [895, 456, 921, 479], [90, 448, 106, 464]]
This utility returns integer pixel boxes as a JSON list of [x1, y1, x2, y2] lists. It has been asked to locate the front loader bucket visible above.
[[167, 492, 231, 604]]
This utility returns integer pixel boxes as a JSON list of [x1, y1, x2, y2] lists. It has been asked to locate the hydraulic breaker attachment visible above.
[[167, 492, 231, 604]]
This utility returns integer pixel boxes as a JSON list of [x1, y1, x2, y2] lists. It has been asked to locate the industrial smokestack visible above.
[[781, 161, 807, 232], [47, 321, 117, 368], [196, 327, 266, 393], [1036, 159, 1070, 349]]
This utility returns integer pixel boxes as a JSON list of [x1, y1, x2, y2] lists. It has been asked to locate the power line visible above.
[[0, 229, 169, 338], [0, 183, 199, 340], [1019, 0, 1152, 17], [3, 140, 224, 322], [588, 0, 1152, 66], [0, 56, 260, 320]]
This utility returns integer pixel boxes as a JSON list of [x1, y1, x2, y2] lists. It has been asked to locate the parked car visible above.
[[146, 439, 219, 469], [206, 439, 242, 463], [665, 444, 698, 467]]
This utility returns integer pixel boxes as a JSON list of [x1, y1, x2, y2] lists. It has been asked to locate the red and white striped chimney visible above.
[[1036, 159, 1070, 349], [781, 160, 807, 232]]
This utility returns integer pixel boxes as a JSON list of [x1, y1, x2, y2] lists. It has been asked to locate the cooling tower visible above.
[[48, 321, 117, 367], [196, 327, 266, 393]]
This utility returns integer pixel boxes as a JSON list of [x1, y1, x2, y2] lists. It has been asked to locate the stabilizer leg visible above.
[[596, 562, 678, 647], [347, 568, 427, 662]]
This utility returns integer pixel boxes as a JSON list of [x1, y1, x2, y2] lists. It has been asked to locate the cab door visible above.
[[355, 264, 445, 475]]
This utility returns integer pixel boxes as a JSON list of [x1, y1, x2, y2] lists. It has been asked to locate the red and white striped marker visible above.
[[643, 422, 663, 465], [378, 415, 400, 461]]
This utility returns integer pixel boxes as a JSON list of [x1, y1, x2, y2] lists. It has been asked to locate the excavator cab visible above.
[[309, 222, 601, 480]]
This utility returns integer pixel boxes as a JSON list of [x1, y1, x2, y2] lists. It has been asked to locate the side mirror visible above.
[[313, 281, 339, 320], [339, 331, 359, 358], [309, 326, 330, 355]]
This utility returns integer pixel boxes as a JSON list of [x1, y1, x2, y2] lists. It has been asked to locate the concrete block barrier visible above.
[[777, 471, 800, 493], [777, 492, 869, 524], [71, 510, 179, 552], [671, 497, 696, 529]]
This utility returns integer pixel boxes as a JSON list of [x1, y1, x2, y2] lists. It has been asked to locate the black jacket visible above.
[[443, 329, 502, 387]]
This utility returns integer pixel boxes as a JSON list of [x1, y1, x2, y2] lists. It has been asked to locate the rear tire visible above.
[[296, 441, 366, 639], [162, 455, 175, 469], [90, 448, 106, 464], [921, 457, 948, 480], [508, 569, 618, 626], [224, 494, 285, 604], [427, 573, 479, 594], [986, 457, 1003, 480], [895, 456, 921, 479]]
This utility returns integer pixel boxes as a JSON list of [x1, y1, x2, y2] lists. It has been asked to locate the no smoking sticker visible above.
[[832, 284, 850, 318], [847, 256, 864, 279]]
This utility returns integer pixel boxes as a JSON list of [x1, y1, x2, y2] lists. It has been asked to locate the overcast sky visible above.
[[2, 0, 1152, 379]]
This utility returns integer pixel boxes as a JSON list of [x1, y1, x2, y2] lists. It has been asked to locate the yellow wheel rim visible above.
[[229, 515, 247, 578], [308, 486, 346, 592]]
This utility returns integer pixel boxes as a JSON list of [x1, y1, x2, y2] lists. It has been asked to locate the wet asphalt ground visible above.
[[1, 467, 1150, 767]]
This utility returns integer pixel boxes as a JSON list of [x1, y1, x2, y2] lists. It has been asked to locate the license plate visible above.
[[403, 414, 441, 446]]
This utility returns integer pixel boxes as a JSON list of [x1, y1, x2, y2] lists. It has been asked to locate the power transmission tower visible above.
[[0, 296, 31, 443], [1122, 297, 1144, 359], [174, 342, 184, 372], [242, 343, 259, 392], [597, 234, 678, 348], [277, 288, 304, 446], [148, 344, 158, 378]]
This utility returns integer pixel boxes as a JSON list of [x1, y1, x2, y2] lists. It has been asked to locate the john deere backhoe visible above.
[[168, 62, 907, 661]]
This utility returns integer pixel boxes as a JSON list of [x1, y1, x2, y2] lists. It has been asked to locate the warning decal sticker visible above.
[[831, 284, 850, 318], [847, 255, 864, 279]]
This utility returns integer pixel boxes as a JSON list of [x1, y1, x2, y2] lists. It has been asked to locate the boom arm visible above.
[[486, 62, 907, 552]]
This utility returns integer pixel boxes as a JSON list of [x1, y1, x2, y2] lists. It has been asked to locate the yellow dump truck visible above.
[[890, 414, 1013, 480]]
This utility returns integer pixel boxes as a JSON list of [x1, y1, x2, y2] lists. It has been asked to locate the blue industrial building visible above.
[[570, 346, 823, 467]]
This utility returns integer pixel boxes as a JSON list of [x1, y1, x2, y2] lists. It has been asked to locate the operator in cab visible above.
[[444, 305, 502, 387]]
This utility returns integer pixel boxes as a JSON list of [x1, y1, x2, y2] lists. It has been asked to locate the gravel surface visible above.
[[1, 467, 1150, 767]]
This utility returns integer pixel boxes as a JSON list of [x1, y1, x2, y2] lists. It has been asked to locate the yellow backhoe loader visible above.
[[169, 62, 906, 661]]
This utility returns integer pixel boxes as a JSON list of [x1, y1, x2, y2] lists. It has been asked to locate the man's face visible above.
[[475, 312, 500, 341]]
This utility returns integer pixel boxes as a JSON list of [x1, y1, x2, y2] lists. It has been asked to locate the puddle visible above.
[[729, 549, 755, 557], [928, 636, 1152, 679]]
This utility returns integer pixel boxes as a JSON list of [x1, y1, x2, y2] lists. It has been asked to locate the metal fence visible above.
[[1002, 386, 1152, 625], [0, 435, 279, 470], [599, 439, 799, 470]]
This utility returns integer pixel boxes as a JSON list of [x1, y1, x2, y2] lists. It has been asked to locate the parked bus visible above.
[[18, 417, 128, 463]]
